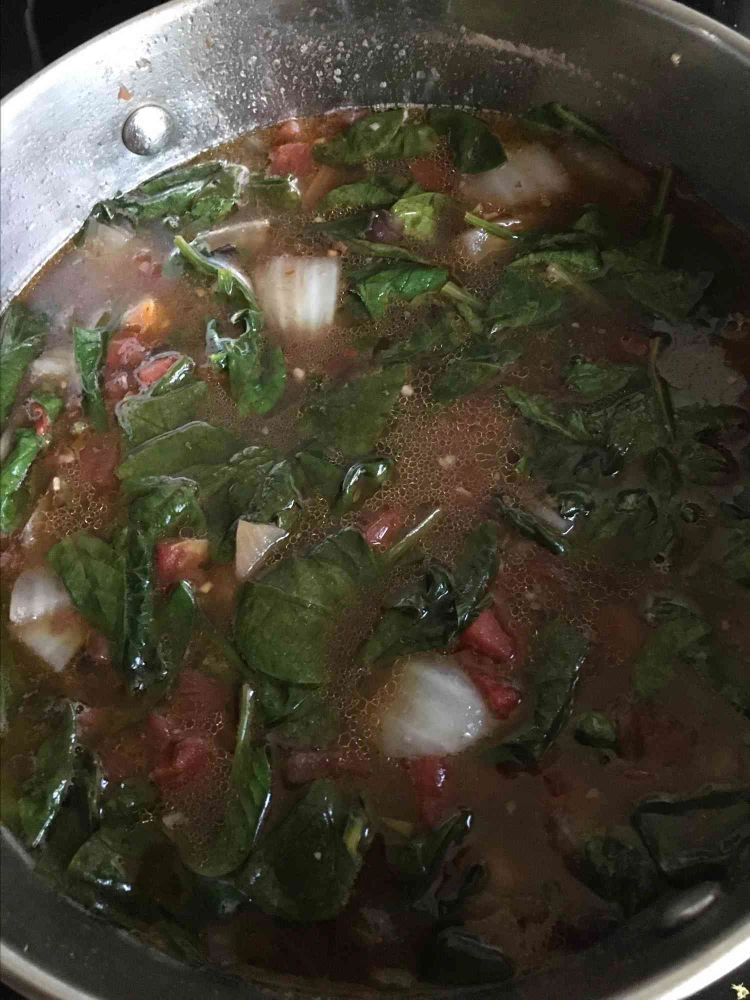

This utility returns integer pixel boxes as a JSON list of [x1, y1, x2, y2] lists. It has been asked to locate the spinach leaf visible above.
[[116, 381, 208, 447], [18, 702, 77, 848], [676, 440, 737, 485], [432, 331, 522, 404], [267, 688, 340, 749], [510, 233, 604, 280], [492, 494, 566, 556], [0, 302, 48, 426], [235, 528, 379, 684], [523, 102, 614, 148], [632, 788, 750, 884], [574, 711, 618, 750], [117, 421, 239, 481], [94, 161, 249, 229], [391, 192, 452, 240], [206, 318, 285, 417], [247, 172, 301, 211], [0, 428, 44, 534], [360, 522, 499, 666], [318, 178, 405, 213], [570, 831, 661, 916], [151, 355, 195, 396], [578, 488, 677, 564], [350, 261, 449, 318], [602, 250, 712, 322], [632, 615, 711, 699], [0, 635, 20, 736], [504, 387, 594, 444], [313, 110, 438, 166], [236, 779, 370, 921], [335, 456, 395, 515], [387, 809, 473, 914], [175, 236, 285, 416], [120, 478, 205, 691], [565, 357, 640, 401], [420, 927, 513, 986], [176, 685, 271, 877], [428, 108, 506, 173], [374, 305, 470, 365], [487, 268, 567, 328], [48, 533, 125, 642], [156, 581, 196, 681], [487, 620, 588, 766], [301, 364, 407, 456], [73, 326, 108, 431], [647, 335, 676, 440], [606, 391, 669, 457]]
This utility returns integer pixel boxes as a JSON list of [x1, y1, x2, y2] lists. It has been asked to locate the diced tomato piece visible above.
[[155, 538, 210, 588], [169, 669, 232, 726], [26, 401, 51, 437], [615, 703, 695, 768], [151, 734, 213, 792], [269, 142, 315, 179], [285, 750, 372, 785], [77, 436, 120, 490], [103, 369, 135, 402], [460, 608, 515, 663], [407, 756, 448, 827], [76, 705, 110, 742], [462, 663, 521, 720], [136, 352, 180, 387], [106, 334, 148, 371], [363, 508, 406, 551], [409, 157, 458, 194]]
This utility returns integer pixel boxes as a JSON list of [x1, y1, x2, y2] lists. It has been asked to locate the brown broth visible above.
[[2, 107, 749, 991]]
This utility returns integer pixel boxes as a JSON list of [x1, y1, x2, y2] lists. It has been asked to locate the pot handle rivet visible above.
[[121, 104, 175, 155], [659, 881, 722, 932]]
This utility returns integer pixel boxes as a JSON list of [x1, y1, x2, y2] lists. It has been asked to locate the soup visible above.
[[1, 105, 749, 990]]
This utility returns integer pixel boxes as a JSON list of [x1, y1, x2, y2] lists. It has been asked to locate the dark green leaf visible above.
[[177, 685, 271, 876], [73, 327, 108, 431], [0, 428, 43, 534], [571, 831, 661, 916], [116, 381, 208, 447], [565, 357, 639, 401], [206, 318, 286, 417], [492, 494, 566, 556], [676, 440, 737, 485], [301, 364, 407, 456], [428, 109, 506, 173], [374, 305, 471, 365], [717, 521, 750, 588], [510, 233, 604, 280], [487, 268, 567, 328], [432, 332, 522, 404], [574, 711, 618, 749], [318, 179, 403, 213], [235, 528, 379, 684], [504, 387, 593, 444], [602, 250, 712, 322], [247, 172, 300, 211], [387, 809, 473, 913], [94, 161, 249, 229], [156, 581, 196, 684], [48, 533, 125, 642], [18, 702, 77, 848], [350, 261, 449, 318], [236, 779, 370, 921], [487, 620, 587, 767], [150, 355, 195, 396], [523, 102, 614, 148], [0, 302, 48, 426], [335, 456, 395, 515], [313, 110, 438, 166], [420, 927, 513, 986], [632, 788, 750, 884], [268, 688, 341, 749], [116, 421, 239, 481], [632, 616, 711, 699]]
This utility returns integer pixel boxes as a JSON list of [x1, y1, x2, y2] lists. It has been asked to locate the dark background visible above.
[[1, 0, 749, 997]]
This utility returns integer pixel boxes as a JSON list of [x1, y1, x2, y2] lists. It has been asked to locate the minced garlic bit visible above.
[[199, 581, 214, 594], [51, 477, 62, 492], [292, 367, 306, 382], [438, 454, 457, 469], [400, 384, 414, 398]]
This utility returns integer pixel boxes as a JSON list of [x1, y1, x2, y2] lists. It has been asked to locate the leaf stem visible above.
[[383, 506, 442, 567]]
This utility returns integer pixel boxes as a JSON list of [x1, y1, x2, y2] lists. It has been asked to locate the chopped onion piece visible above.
[[14, 614, 86, 672], [197, 219, 271, 255], [528, 498, 572, 534], [10, 565, 73, 624], [0, 427, 13, 463], [235, 520, 288, 581], [379, 654, 496, 758], [83, 219, 133, 254], [29, 346, 79, 391], [455, 228, 514, 263], [254, 256, 340, 338], [459, 143, 570, 210]]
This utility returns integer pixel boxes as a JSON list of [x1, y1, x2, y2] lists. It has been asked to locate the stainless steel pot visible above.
[[2, 1, 750, 996]]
